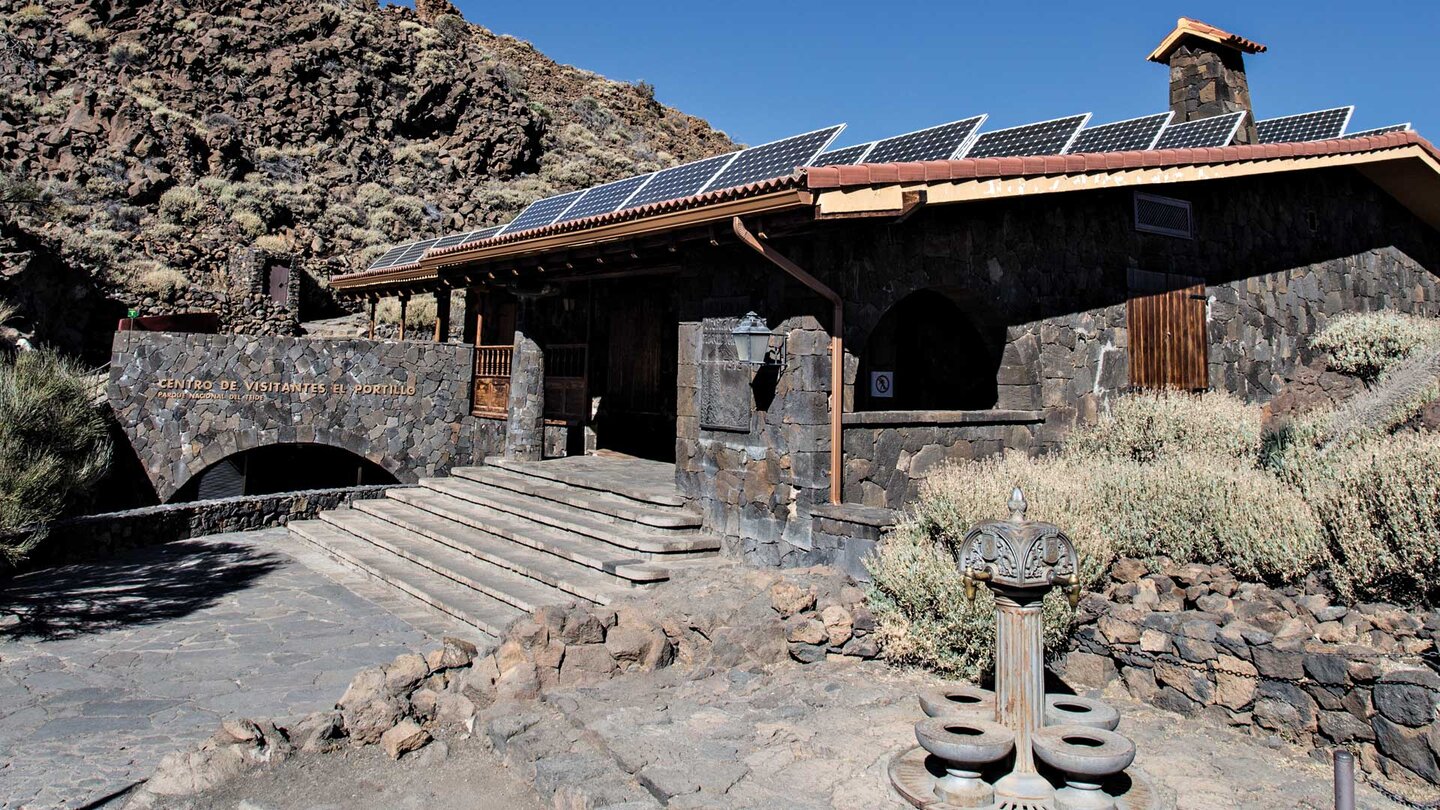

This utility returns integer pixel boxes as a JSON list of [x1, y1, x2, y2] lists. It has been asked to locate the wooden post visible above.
[[398, 294, 408, 341], [367, 298, 376, 340], [434, 288, 451, 343], [462, 288, 482, 345]]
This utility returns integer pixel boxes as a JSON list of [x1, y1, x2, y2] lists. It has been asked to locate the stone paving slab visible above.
[[0, 528, 476, 810]]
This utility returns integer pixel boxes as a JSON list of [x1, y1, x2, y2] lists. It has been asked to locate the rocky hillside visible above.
[[0, 0, 732, 360]]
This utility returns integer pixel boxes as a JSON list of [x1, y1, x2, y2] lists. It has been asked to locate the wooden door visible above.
[[1127, 269, 1209, 390], [266, 264, 289, 305]]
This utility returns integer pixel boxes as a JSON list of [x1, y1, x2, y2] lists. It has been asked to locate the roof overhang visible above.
[[808, 132, 1440, 232], [331, 132, 1440, 298]]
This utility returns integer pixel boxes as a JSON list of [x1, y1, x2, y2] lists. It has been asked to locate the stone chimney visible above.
[[1148, 17, 1268, 145]]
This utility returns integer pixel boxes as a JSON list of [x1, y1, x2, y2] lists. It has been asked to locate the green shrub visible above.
[[1311, 311, 1440, 380], [377, 295, 437, 331], [1311, 433, 1440, 605], [1064, 389, 1261, 462], [0, 349, 112, 563]]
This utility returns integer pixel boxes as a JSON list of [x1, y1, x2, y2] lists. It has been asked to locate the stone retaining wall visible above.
[[2, 485, 396, 574], [1060, 558, 1440, 787], [840, 410, 1047, 508]]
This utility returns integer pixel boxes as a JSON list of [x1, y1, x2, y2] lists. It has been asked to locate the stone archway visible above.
[[165, 429, 409, 503], [855, 289, 1006, 411]]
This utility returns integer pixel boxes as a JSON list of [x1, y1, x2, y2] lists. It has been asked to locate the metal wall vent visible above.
[[1134, 192, 1193, 239]]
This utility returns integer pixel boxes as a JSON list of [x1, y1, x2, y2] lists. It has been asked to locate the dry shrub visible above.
[[1311, 433, 1440, 605], [123, 261, 187, 300], [157, 185, 201, 224], [867, 453, 1110, 680], [1064, 389, 1261, 462], [1096, 455, 1323, 582], [1312, 310, 1440, 380], [377, 295, 437, 331]]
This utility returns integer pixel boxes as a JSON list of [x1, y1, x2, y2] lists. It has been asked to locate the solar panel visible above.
[[702, 125, 844, 193], [961, 114, 1089, 159], [1066, 112, 1173, 154], [366, 242, 411, 271], [393, 238, 438, 266], [810, 143, 874, 167], [462, 226, 503, 244], [1153, 111, 1247, 149], [430, 231, 473, 251], [1256, 106, 1353, 144], [1342, 123, 1411, 139], [499, 189, 588, 235], [863, 116, 986, 163], [624, 151, 739, 209], [558, 173, 655, 223]]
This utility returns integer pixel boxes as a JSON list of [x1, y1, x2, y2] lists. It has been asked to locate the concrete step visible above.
[[404, 480, 719, 559], [317, 509, 591, 616], [484, 456, 688, 508], [352, 497, 660, 600], [289, 519, 513, 638], [450, 466, 701, 529]]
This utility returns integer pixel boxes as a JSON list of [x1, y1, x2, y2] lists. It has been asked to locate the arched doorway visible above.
[[172, 443, 398, 502], [857, 289, 1003, 411]]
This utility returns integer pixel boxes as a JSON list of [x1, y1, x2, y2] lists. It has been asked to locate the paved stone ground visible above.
[[0, 529, 478, 810]]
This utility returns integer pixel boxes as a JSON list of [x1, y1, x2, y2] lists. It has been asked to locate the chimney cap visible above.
[[1147, 17, 1269, 63]]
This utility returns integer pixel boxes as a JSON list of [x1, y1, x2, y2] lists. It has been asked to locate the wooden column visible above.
[[367, 298, 376, 340], [434, 288, 451, 343], [462, 288, 482, 345], [397, 294, 408, 341]]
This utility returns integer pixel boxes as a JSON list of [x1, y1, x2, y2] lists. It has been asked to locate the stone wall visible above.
[[840, 411, 1046, 508], [1060, 558, 1440, 787], [2, 485, 395, 573], [675, 317, 833, 567], [108, 331, 505, 501]]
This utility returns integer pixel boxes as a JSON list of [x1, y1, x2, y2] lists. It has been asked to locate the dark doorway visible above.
[[172, 444, 397, 502], [858, 289, 1003, 411], [589, 278, 678, 461]]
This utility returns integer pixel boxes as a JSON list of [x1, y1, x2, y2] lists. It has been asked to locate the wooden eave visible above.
[[812, 143, 1440, 232], [331, 189, 813, 296]]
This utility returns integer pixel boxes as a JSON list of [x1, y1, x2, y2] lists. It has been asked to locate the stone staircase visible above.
[[289, 456, 718, 640]]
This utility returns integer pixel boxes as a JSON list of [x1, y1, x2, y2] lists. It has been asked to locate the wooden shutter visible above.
[[1127, 269, 1209, 390]]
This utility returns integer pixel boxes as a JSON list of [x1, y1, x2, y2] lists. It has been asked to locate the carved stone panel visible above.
[[699, 319, 751, 433]]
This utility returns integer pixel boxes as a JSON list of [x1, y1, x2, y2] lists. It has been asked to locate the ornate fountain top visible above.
[[955, 488, 1080, 605]]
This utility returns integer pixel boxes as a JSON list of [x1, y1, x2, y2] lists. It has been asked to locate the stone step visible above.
[[450, 466, 701, 529], [288, 519, 514, 638], [484, 456, 688, 508], [352, 497, 661, 599], [403, 480, 719, 559], [317, 509, 591, 616]]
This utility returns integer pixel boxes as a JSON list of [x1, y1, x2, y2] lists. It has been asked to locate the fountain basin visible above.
[[918, 684, 997, 719], [1044, 695, 1120, 730]]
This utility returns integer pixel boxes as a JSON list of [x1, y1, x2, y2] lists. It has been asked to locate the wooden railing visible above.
[[472, 344, 513, 419]]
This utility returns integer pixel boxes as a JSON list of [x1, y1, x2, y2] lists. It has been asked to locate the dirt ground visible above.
[[147, 659, 1402, 810]]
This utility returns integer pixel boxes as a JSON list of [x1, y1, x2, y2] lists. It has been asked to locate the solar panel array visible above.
[[700, 125, 843, 193], [1152, 111, 1247, 150], [963, 114, 1090, 158], [1067, 112, 1173, 154], [1342, 123, 1411, 139], [864, 116, 986, 163], [366, 98, 1407, 271], [1256, 106, 1353, 144], [811, 143, 874, 167], [555, 173, 655, 224]]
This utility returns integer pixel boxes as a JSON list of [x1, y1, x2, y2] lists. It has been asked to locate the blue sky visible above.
[[441, 1, 1438, 149]]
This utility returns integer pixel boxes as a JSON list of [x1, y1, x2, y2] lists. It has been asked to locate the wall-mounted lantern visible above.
[[732, 311, 776, 367]]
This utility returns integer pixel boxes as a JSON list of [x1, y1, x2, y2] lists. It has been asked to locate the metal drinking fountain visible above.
[[956, 487, 1080, 809]]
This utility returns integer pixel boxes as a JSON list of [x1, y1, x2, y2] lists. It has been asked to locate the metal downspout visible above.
[[731, 216, 844, 506]]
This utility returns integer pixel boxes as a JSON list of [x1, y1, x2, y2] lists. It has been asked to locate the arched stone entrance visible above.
[[856, 289, 1005, 411]]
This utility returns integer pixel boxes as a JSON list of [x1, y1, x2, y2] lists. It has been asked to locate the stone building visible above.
[[307, 20, 1440, 568]]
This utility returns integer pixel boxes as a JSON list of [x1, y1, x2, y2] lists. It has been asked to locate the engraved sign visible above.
[[699, 319, 752, 432]]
